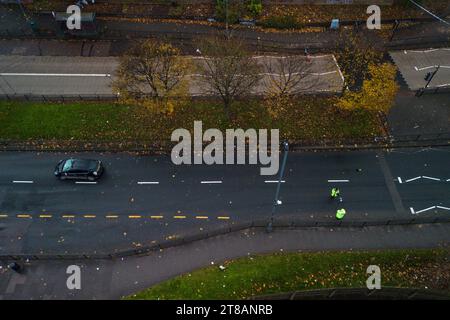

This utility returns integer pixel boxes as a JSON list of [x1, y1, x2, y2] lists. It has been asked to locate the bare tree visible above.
[[262, 55, 316, 97], [114, 40, 190, 102], [195, 36, 262, 119]]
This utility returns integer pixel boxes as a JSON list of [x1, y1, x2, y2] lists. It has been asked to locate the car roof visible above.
[[66, 158, 98, 170]]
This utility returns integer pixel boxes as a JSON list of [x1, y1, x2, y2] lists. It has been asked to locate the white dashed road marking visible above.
[[327, 180, 349, 183], [75, 181, 97, 185], [12, 180, 34, 184], [137, 181, 160, 185], [264, 180, 286, 183], [200, 181, 222, 184]]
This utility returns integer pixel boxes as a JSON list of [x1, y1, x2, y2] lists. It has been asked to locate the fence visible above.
[[0, 94, 119, 102], [1, 216, 450, 261]]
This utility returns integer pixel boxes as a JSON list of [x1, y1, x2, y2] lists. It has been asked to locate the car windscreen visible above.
[[62, 159, 74, 172]]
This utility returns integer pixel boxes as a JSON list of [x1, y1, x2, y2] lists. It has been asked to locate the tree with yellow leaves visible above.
[[336, 31, 383, 91], [337, 63, 399, 115]]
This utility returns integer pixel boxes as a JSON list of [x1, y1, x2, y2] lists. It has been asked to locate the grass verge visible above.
[[126, 249, 450, 300], [0, 97, 382, 146]]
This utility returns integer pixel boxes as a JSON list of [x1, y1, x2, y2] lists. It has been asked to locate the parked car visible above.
[[54, 158, 104, 181]]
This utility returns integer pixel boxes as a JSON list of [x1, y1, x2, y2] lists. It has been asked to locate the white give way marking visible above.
[[410, 205, 450, 215], [397, 176, 449, 184]]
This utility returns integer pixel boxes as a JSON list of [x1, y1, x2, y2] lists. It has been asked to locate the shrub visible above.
[[260, 15, 299, 29], [247, 0, 263, 17], [215, 0, 244, 24]]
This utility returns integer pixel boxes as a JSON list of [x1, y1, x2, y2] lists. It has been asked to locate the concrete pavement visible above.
[[1, 222, 450, 299], [388, 89, 450, 137]]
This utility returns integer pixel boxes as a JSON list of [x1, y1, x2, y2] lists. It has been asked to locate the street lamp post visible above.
[[425, 65, 440, 89], [417, 65, 441, 96], [266, 141, 289, 233]]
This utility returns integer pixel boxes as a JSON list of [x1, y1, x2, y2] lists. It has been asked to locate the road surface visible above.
[[0, 147, 449, 255], [390, 48, 450, 91]]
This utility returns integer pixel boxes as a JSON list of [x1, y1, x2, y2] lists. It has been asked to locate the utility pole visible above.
[[266, 141, 289, 233]]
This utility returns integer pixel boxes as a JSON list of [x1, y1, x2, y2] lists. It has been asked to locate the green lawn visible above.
[[0, 97, 382, 145], [127, 249, 450, 300], [0, 102, 136, 140]]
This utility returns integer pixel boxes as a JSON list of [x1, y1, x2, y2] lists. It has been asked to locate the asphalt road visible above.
[[390, 48, 450, 91], [0, 147, 449, 255], [0, 54, 344, 97]]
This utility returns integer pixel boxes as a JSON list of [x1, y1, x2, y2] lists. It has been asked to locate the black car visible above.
[[54, 158, 104, 181]]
